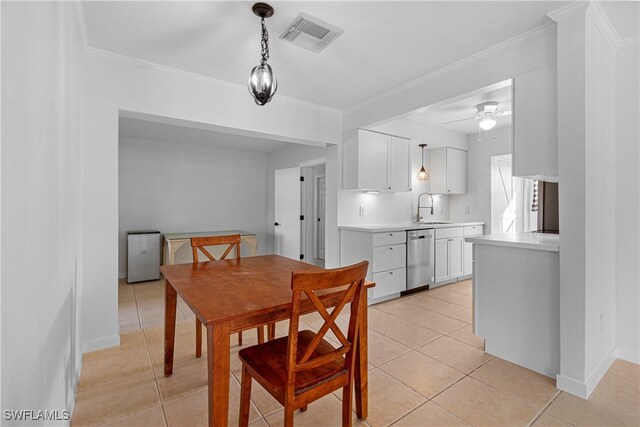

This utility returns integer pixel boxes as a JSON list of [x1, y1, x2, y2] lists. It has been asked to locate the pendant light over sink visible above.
[[248, 3, 277, 106], [417, 143, 430, 181]]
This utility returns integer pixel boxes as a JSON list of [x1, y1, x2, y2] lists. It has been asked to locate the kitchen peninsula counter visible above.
[[338, 221, 485, 233], [470, 232, 560, 378], [465, 232, 559, 252]]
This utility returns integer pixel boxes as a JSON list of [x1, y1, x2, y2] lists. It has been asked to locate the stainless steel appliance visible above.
[[406, 229, 435, 291], [127, 230, 161, 283]]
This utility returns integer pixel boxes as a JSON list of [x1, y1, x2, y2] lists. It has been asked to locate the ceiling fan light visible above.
[[479, 116, 496, 131]]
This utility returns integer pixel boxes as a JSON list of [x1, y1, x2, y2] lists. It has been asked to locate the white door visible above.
[[449, 237, 464, 278], [275, 167, 301, 260], [434, 238, 449, 282], [315, 175, 326, 260]]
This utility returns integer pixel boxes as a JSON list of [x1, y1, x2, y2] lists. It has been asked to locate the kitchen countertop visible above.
[[465, 232, 560, 252], [338, 221, 484, 233]]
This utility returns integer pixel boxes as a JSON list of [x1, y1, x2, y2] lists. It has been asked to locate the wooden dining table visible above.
[[161, 254, 373, 427]]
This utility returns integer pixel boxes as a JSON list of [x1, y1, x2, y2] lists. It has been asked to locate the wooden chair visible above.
[[190, 234, 265, 357], [238, 260, 369, 427]]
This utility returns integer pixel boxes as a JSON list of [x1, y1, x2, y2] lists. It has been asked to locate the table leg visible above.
[[164, 281, 178, 376], [207, 322, 231, 427], [354, 289, 368, 419]]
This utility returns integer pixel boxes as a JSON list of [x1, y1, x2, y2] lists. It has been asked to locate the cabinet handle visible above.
[[389, 271, 394, 275], [389, 233, 394, 236], [389, 247, 393, 250]]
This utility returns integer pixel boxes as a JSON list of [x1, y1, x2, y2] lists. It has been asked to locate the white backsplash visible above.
[[338, 189, 450, 225]]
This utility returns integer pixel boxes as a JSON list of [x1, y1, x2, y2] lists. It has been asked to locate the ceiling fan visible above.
[[444, 102, 512, 130]]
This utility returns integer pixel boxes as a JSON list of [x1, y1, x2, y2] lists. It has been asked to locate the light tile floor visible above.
[[72, 278, 639, 427]]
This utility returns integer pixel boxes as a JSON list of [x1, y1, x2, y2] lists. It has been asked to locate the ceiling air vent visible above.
[[279, 13, 344, 53]]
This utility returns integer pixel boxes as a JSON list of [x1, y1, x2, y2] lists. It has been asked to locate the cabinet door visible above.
[[435, 238, 450, 282], [371, 268, 406, 299], [358, 130, 389, 190], [389, 137, 411, 192], [463, 241, 473, 276], [449, 237, 464, 278], [513, 67, 557, 180], [446, 148, 467, 194], [373, 244, 406, 273], [429, 148, 447, 194]]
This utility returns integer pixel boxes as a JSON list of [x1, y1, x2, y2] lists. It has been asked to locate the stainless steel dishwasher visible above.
[[406, 229, 435, 291]]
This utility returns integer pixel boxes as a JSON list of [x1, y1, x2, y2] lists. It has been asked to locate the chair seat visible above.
[[239, 330, 347, 399]]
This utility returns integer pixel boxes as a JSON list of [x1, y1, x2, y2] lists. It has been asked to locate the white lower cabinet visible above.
[[448, 237, 464, 278], [462, 225, 484, 277], [435, 236, 463, 284], [372, 268, 406, 300], [340, 229, 407, 303], [435, 238, 450, 282]]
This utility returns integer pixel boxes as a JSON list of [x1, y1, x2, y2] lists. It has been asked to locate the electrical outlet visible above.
[[359, 206, 365, 216], [465, 205, 470, 214], [600, 313, 605, 333]]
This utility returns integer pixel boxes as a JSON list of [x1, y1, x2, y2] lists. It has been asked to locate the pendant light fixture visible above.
[[248, 3, 277, 106], [417, 143, 430, 181]]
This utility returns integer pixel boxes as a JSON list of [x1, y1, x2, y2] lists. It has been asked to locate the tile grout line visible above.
[[525, 389, 562, 427], [141, 325, 170, 427]]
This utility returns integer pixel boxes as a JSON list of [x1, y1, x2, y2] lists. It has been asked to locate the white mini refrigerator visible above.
[[127, 230, 161, 283]]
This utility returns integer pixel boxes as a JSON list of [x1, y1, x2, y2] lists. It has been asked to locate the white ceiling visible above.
[[407, 83, 512, 135], [119, 117, 290, 152], [82, 1, 570, 110]]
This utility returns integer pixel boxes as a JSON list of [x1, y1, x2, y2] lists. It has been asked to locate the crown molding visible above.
[[70, 0, 339, 116], [85, 46, 341, 115], [619, 34, 640, 49], [71, 0, 89, 51], [547, 1, 589, 23], [343, 21, 556, 115], [587, 1, 623, 49]]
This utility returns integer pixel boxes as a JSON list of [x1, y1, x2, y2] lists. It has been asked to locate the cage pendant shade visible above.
[[248, 3, 277, 106], [248, 63, 277, 105], [417, 143, 430, 181]]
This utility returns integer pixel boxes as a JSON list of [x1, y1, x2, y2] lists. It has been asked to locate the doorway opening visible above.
[[301, 162, 326, 267], [490, 154, 537, 233]]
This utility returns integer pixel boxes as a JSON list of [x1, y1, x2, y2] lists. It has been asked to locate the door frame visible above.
[[299, 157, 326, 264], [314, 173, 326, 260]]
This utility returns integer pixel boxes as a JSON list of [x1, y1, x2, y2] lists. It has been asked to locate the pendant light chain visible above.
[[260, 17, 270, 65]]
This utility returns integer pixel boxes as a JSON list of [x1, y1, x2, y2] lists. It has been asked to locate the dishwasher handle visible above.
[[408, 231, 433, 240]]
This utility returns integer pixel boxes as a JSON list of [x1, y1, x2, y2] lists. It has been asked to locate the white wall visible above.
[[615, 42, 640, 363], [450, 127, 512, 233], [584, 10, 617, 384], [118, 136, 271, 277], [266, 143, 327, 253], [553, 3, 618, 397], [1, 1, 84, 418], [80, 48, 341, 353]]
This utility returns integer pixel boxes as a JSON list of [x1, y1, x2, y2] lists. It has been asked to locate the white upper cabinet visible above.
[[342, 129, 411, 192], [513, 66, 558, 181], [428, 147, 467, 194], [389, 136, 411, 192]]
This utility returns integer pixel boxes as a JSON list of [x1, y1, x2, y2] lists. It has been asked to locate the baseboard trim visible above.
[[556, 347, 618, 399], [82, 334, 120, 354], [617, 347, 640, 364]]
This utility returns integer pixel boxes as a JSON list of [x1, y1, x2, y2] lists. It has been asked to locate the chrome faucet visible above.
[[417, 192, 434, 222]]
